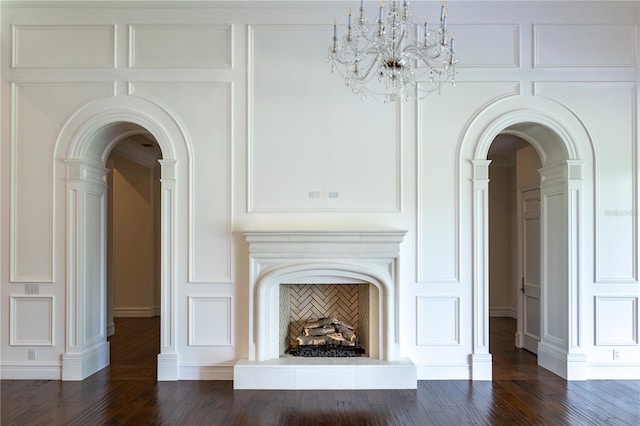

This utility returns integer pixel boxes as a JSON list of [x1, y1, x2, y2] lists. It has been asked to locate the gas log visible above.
[[290, 317, 363, 357], [295, 317, 357, 347]]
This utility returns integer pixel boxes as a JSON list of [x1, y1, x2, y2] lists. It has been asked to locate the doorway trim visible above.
[[461, 99, 593, 380], [54, 96, 189, 381]]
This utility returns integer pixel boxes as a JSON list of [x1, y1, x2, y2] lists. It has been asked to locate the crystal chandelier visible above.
[[329, 0, 457, 102]]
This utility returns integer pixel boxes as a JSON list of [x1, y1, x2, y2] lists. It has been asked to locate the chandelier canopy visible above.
[[329, 0, 457, 102]]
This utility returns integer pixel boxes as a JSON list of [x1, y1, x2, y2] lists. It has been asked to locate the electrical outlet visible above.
[[28, 349, 36, 361], [613, 349, 620, 360], [308, 191, 321, 199], [329, 192, 340, 199], [25, 283, 40, 294]]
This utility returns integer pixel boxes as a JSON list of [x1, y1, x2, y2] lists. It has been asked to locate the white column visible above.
[[157, 159, 178, 380], [471, 160, 492, 380], [62, 160, 110, 380]]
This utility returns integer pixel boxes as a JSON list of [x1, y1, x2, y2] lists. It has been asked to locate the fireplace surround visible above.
[[233, 230, 417, 390]]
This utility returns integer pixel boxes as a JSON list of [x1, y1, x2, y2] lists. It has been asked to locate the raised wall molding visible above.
[[247, 24, 402, 213], [10, 295, 54, 346], [129, 24, 232, 69], [535, 82, 637, 284], [188, 296, 232, 346], [129, 81, 232, 284], [595, 296, 639, 346], [10, 82, 113, 284], [416, 296, 461, 346], [12, 24, 116, 69], [416, 82, 520, 284], [534, 24, 637, 68], [450, 24, 520, 68]]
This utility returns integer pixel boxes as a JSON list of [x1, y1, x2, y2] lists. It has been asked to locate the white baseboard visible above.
[[588, 363, 640, 380], [113, 307, 155, 317], [0, 362, 62, 380], [472, 353, 493, 380], [62, 341, 110, 381], [417, 363, 472, 380], [489, 308, 517, 318], [179, 363, 235, 380], [538, 342, 587, 380], [157, 352, 178, 381]]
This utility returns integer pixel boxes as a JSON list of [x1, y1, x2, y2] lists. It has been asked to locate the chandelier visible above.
[[328, 0, 457, 102]]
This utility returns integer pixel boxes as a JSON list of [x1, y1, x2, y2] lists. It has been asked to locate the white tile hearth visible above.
[[233, 357, 417, 390]]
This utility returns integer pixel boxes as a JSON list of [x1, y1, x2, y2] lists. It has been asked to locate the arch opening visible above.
[[465, 106, 590, 381], [58, 98, 185, 381]]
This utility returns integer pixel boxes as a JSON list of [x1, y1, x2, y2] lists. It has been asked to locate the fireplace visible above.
[[233, 231, 417, 390]]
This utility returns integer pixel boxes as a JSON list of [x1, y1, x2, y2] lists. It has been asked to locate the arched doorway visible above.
[[106, 133, 162, 378], [487, 135, 542, 377], [462, 103, 594, 381], [54, 97, 188, 381]]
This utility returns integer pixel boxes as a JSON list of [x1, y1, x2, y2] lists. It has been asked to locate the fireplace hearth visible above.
[[233, 230, 417, 390]]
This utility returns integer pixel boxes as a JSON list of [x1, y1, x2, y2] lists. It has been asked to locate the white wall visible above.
[[1, 0, 639, 381]]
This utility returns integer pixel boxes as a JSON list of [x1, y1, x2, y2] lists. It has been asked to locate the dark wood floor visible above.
[[2, 317, 639, 425]]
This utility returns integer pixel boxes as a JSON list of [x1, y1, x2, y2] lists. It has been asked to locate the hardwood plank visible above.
[[2, 317, 639, 425]]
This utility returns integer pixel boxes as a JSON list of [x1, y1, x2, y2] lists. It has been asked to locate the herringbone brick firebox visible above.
[[279, 284, 370, 356]]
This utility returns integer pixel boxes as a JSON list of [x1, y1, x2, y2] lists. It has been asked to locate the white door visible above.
[[518, 187, 541, 354]]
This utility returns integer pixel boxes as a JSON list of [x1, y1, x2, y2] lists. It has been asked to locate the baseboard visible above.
[[0, 362, 61, 380], [472, 353, 493, 380], [62, 341, 110, 381], [417, 363, 472, 380], [538, 342, 587, 380], [157, 352, 178, 381], [588, 363, 640, 380], [489, 308, 517, 318], [113, 307, 155, 317], [107, 322, 115, 337], [179, 363, 235, 380]]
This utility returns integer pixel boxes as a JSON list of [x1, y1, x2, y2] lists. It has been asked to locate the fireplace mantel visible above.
[[234, 230, 417, 390]]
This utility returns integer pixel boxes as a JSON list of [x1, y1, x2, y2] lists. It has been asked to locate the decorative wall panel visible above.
[[535, 82, 637, 283], [129, 82, 232, 284], [11, 82, 114, 283], [451, 24, 519, 67], [248, 25, 400, 212], [543, 191, 567, 345], [13, 25, 115, 69], [416, 296, 460, 346], [10, 296, 54, 346], [417, 82, 520, 283], [84, 191, 106, 344], [534, 25, 637, 67], [188, 297, 232, 346], [595, 296, 638, 346], [129, 24, 232, 68]]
